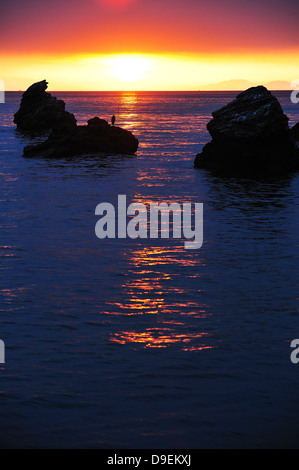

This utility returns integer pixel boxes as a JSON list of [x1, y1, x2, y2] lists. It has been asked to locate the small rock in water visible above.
[[23, 115, 139, 158], [194, 86, 299, 175]]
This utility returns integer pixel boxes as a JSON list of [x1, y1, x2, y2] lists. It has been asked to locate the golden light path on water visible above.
[[53, 90, 215, 352], [95, 95, 212, 351], [110, 329, 212, 350], [104, 243, 213, 351]]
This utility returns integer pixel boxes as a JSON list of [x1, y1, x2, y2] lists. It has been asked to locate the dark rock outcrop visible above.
[[15, 80, 139, 157], [14, 80, 76, 131], [194, 86, 299, 175], [23, 116, 139, 158], [290, 123, 299, 142]]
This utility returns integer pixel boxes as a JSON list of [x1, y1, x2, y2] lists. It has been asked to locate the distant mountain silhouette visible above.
[[200, 79, 292, 91], [200, 79, 254, 91]]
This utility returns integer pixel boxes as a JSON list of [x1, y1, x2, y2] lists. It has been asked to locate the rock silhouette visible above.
[[194, 86, 299, 175], [14, 80, 76, 131], [23, 117, 139, 158], [14, 81, 139, 157], [290, 123, 299, 141]]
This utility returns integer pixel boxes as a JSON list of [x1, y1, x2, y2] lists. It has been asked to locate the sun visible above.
[[109, 54, 151, 82]]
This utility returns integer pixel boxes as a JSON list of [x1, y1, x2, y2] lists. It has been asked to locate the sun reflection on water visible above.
[[104, 242, 213, 351], [118, 93, 139, 132], [120, 93, 137, 106], [110, 328, 212, 351]]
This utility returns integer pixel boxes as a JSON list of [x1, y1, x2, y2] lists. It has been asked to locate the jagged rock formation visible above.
[[14, 80, 76, 131], [194, 86, 299, 174], [23, 117, 139, 158]]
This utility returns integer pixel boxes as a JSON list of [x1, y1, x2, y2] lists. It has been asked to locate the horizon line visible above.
[[5, 89, 292, 93]]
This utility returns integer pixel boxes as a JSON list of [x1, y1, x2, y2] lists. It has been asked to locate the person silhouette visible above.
[[111, 114, 116, 126]]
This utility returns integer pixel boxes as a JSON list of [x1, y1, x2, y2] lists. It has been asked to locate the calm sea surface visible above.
[[0, 91, 299, 448]]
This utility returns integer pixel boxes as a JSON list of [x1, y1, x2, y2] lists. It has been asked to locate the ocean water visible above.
[[0, 90, 299, 449]]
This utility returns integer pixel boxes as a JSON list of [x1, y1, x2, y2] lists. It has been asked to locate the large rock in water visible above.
[[14, 80, 76, 131], [23, 117, 139, 158], [194, 86, 299, 175], [290, 123, 299, 141]]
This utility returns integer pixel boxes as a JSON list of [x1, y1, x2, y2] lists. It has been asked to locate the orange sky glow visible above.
[[1, 0, 298, 90]]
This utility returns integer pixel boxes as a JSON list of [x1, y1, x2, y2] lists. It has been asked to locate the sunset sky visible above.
[[1, 0, 299, 90]]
